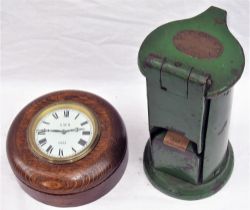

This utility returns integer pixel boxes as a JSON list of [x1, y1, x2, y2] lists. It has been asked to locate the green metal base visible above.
[[143, 140, 234, 200]]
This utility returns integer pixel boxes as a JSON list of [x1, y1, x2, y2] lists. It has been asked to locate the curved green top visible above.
[[138, 6, 245, 97]]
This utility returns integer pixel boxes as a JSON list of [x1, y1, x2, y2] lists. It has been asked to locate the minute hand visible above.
[[37, 128, 85, 134], [38, 129, 68, 134], [64, 128, 85, 133], [36, 129, 61, 133]]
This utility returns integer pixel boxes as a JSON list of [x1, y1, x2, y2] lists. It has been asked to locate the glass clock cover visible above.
[[28, 102, 99, 163]]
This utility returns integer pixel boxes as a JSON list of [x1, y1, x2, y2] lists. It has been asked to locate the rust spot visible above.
[[163, 130, 189, 152], [206, 78, 212, 87], [241, 63, 245, 69], [144, 53, 162, 68], [231, 68, 241, 78], [173, 30, 223, 59], [180, 164, 193, 171], [214, 18, 226, 25], [212, 181, 223, 192], [174, 61, 182, 67], [148, 53, 162, 60]]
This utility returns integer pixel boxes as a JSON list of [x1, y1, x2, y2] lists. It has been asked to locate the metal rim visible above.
[[27, 101, 100, 164]]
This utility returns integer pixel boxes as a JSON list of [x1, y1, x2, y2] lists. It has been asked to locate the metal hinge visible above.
[[145, 54, 211, 98], [160, 58, 211, 98]]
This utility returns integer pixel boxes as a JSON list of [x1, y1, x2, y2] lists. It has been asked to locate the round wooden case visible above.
[[7, 90, 128, 207]]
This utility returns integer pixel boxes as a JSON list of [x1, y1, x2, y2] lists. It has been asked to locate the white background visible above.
[[0, 0, 249, 210]]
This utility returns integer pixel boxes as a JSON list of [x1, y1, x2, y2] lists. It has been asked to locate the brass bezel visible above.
[[27, 101, 100, 164]]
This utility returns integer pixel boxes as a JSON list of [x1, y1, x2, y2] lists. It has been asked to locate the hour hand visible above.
[[49, 129, 64, 132], [49, 129, 76, 135]]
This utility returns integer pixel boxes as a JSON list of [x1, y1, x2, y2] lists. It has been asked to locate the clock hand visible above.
[[47, 128, 84, 134], [36, 128, 85, 135], [49, 129, 67, 134], [36, 129, 63, 132], [49, 129, 65, 133], [36, 129, 66, 134], [64, 128, 85, 133]]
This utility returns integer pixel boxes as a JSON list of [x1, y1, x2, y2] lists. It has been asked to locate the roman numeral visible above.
[[75, 113, 80, 120], [58, 149, 64, 157], [38, 138, 47, 146], [52, 112, 59, 119], [64, 110, 69, 118], [37, 130, 45, 135], [72, 147, 76, 153], [82, 131, 90, 135], [46, 145, 54, 154], [42, 121, 50, 125], [78, 139, 87, 146], [80, 121, 88, 126]]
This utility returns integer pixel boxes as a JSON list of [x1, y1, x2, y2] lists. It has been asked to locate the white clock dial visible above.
[[28, 102, 99, 163]]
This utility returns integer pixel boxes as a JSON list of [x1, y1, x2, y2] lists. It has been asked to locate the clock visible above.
[[7, 90, 128, 207], [27, 102, 99, 164]]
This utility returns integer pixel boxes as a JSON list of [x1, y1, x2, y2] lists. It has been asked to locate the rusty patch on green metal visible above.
[[163, 130, 189, 152], [214, 18, 226, 25], [173, 30, 224, 59]]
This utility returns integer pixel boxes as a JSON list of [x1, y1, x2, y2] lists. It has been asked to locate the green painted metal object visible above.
[[138, 6, 244, 200]]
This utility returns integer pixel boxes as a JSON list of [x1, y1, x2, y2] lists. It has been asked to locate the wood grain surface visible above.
[[7, 90, 128, 206]]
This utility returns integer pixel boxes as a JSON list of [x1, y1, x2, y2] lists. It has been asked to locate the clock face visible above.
[[28, 102, 99, 164]]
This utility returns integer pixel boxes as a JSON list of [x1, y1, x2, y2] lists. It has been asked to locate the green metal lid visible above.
[[138, 6, 245, 97]]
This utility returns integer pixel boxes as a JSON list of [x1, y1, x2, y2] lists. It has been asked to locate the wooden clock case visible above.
[[7, 90, 128, 207]]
